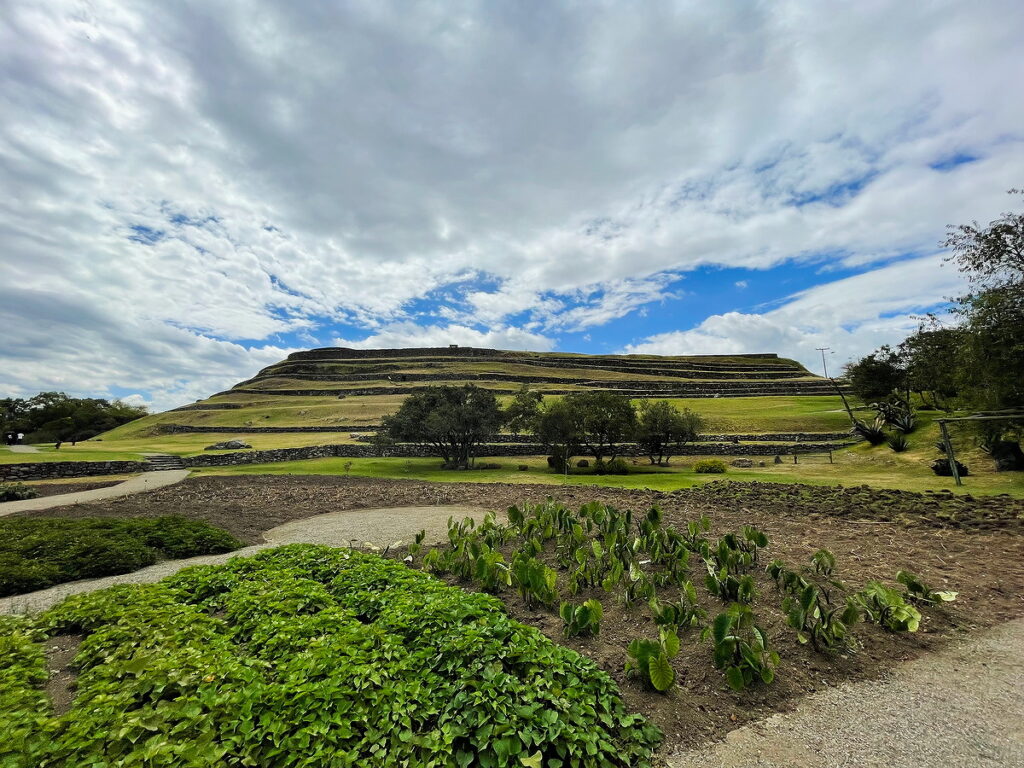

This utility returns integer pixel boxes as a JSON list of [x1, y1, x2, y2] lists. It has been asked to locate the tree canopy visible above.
[[1, 392, 147, 443], [634, 400, 705, 465], [378, 385, 504, 469]]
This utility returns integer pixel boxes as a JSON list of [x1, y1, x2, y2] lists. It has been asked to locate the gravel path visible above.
[[0, 470, 190, 516], [6, 445, 40, 453], [0, 505, 490, 615], [667, 617, 1024, 768]]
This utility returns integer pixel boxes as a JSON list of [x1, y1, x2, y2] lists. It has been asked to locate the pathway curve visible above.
[[0, 470, 190, 517], [0, 505, 491, 614], [667, 617, 1024, 768]]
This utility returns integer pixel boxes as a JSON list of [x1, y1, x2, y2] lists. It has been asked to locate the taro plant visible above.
[[649, 581, 705, 630], [404, 529, 427, 563], [625, 628, 680, 693], [811, 548, 836, 577], [783, 585, 860, 652], [473, 546, 511, 593], [624, 561, 656, 606], [511, 553, 558, 609], [854, 581, 922, 632], [896, 570, 957, 604], [704, 603, 779, 691], [560, 598, 603, 638], [705, 560, 756, 604]]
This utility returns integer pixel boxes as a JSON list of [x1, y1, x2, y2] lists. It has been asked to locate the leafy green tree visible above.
[[897, 321, 961, 411], [944, 189, 1024, 290], [379, 385, 504, 469], [561, 391, 637, 467], [535, 399, 583, 473], [841, 347, 905, 403], [1, 392, 147, 443], [504, 386, 543, 436], [634, 400, 705, 465]]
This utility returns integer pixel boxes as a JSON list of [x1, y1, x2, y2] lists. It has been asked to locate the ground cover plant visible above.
[[0, 516, 241, 596], [0, 545, 661, 767]]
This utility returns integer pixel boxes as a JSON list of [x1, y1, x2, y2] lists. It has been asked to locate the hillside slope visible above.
[[102, 347, 851, 443]]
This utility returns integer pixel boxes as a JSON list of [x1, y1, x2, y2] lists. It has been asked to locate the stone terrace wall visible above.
[[1, 460, 147, 482]]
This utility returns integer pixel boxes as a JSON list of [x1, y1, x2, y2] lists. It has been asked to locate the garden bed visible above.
[[0, 546, 660, 767]]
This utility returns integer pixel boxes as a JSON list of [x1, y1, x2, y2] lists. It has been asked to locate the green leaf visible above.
[[649, 652, 675, 692], [520, 751, 543, 768], [725, 666, 746, 691]]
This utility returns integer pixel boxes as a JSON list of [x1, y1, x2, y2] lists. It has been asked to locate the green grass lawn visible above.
[[0, 446, 145, 464], [193, 445, 1024, 498], [655, 395, 853, 433]]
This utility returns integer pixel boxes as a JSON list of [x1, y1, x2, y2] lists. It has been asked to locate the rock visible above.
[[204, 440, 252, 451], [990, 441, 1024, 472], [731, 458, 754, 468], [774, 455, 783, 464]]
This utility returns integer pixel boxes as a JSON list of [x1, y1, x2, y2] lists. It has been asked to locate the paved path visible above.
[[0, 505, 490, 614], [668, 618, 1024, 768], [0, 470, 190, 516], [6, 445, 40, 453]]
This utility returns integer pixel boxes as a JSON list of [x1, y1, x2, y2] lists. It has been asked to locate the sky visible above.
[[2, 1, 1023, 412]]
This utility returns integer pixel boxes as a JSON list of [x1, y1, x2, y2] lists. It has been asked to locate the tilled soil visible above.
[[15, 474, 1024, 755]]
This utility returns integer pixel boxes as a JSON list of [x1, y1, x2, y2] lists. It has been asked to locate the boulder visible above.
[[204, 439, 252, 451], [731, 458, 754, 468]]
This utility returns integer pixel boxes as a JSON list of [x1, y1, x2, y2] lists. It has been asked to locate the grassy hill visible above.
[[101, 347, 849, 442]]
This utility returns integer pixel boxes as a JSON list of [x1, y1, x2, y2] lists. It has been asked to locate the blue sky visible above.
[[1, 1, 1022, 411]]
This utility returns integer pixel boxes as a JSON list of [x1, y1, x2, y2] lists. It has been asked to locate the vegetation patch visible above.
[[0, 546, 661, 767], [0, 516, 241, 596]]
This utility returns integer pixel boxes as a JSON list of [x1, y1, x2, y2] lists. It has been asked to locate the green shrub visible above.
[[0, 483, 38, 502], [4, 545, 662, 767], [601, 457, 631, 474], [0, 516, 241, 597], [694, 459, 727, 474], [473, 461, 502, 470]]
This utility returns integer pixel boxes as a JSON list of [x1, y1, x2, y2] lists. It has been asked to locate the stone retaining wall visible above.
[[1, 460, 147, 482]]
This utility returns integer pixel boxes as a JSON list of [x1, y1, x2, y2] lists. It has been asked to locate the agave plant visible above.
[[853, 415, 887, 445], [887, 432, 909, 452]]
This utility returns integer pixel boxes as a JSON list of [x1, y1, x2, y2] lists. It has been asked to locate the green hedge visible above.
[[2, 545, 661, 767], [0, 516, 241, 596]]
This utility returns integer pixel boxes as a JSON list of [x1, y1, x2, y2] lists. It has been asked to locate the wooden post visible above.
[[793, 454, 798, 464], [938, 420, 962, 487], [828, 450, 833, 464]]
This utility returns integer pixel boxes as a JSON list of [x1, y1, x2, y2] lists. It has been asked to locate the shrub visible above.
[[930, 458, 969, 477], [601, 457, 630, 475], [0, 483, 38, 502], [517, 464, 529, 471], [577, 459, 590, 468], [694, 459, 727, 474], [887, 432, 909, 452], [0, 516, 242, 597]]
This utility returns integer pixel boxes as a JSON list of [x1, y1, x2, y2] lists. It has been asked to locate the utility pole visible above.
[[815, 347, 832, 378]]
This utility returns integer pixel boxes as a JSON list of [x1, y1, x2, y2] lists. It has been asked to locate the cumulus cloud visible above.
[[623, 255, 968, 372], [1, 1, 1022, 407], [333, 323, 554, 352]]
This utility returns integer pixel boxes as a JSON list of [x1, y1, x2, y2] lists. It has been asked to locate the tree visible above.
[[561, 391, 637, 467], [379, 385, 504, 469], [0, 392, 147, 443], [944, 189, 1024, 290], [841, 347, 905, 403], [898, 320, 961, 411], [504, 386, 543, 436], [634, 400, 705, 465], [535, 399, 583, 473]]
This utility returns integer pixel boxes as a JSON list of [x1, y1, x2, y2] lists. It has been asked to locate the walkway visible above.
[[0, 470, 190, 516], [668, 618, 1024, 768], [6, 445, 40, 453]]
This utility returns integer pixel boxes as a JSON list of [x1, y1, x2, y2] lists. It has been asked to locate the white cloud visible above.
[[623, 255, 967, 372], [333, 323, 554, 352], [1, 1, 1022, 405]]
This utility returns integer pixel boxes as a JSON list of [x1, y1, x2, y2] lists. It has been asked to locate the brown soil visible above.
[[15, 475, 1024, 754], [44, 634, 83, 716], [22, 481, 123, 499]]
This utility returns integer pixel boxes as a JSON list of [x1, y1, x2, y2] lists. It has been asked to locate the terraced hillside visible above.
[[99, 347, 853, 448]]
